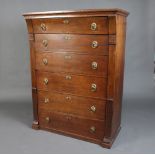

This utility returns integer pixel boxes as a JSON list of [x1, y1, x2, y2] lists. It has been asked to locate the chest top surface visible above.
[[23, 8, 129, 19]]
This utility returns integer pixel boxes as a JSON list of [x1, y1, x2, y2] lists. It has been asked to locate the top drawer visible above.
[[32, 17, 108, 34]]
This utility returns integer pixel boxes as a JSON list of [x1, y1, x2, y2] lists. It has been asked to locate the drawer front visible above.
[[38, 91, 106, 120], [32, 17, 108, 34], [35, 34, 108, 55], [39, 111, 105, 140], [37, 72, 107, 99], [36, 52, 108, 76]]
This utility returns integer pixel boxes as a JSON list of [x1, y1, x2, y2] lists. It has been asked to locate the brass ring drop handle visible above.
[[44, 98, 49, 104], [45, 117, 50, 123], [40, 23, 46, 31], [92, 41, 98, 48], [43, 58, 48, 65], [91, 22, 97, 30], [44, 78, 48, 85], [91, 84, 97, 92], [42, 40, 48, 47], [92, 62, 98, 70], [90, 126, 96, 133], [90, 105, 96, 112]]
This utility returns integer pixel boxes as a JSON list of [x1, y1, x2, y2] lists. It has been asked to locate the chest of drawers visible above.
[[23, 9, 129, 149]]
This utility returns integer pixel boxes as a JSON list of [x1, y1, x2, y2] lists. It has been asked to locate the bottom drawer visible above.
[[39, 111, 105, 140]]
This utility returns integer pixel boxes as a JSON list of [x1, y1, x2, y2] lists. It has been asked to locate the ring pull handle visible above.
[[91, 62, 98, 70], [42, 40, 48, 47], [90, 105, 96, 112], [44, 78, 48, 85], [91, 23, 97, 30], [40, 23, 46, 31], [90, 126, 96, 133], [43, 58, 48, 65], [92, 41, 98, 48], [45, 117, 50, 123], [91, 83, 97, 92]]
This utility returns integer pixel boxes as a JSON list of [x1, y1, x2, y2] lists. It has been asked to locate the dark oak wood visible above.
[[36, 52, 108, 76], [23, 9, 129, 149]]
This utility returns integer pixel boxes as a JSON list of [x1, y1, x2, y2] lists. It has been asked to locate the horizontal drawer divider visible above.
[[39, 109, 105, 121], [37, 89, 107, 101], [36, 50, 109, 56], [35, 70, 108, 78]]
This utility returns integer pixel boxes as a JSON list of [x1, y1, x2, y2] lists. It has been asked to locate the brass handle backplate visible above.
[[91, 22, 97, 30], [44, 78, 48, 85], [91, 84, 97, 92], [65, 75, 72, 80], [90, 105, 96, 112], [42, 40, 48, 47], [40, 23, 46, 31], [92, 41, 98, 48], [43, 58, 48, 65], [90, 126, 96, 133], [92, 62, 98, 70]]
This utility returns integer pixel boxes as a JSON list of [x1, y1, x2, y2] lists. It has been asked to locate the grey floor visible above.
[[0, 87, 155, 154]]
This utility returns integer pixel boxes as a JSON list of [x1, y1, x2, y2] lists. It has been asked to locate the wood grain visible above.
[[36, 52, 108, 76], [37, 71, 107, 99], [39, 110, 105, 140], [38, 91, 106, 120], [32, 17, 108, 34], [23, 9, 129, 148]]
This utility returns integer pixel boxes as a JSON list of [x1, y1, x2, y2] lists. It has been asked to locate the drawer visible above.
[[36, 52, 108, 77], [38, 91, 106, 120], [32, 17, 108, 34], [34, 34, 108, 55], [37, 71, 107, 99], [39, 111, 105, 140]]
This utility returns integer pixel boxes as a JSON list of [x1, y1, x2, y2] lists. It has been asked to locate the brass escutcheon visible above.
[[66, 96, 71, 100], [64, 35, 71, 40]]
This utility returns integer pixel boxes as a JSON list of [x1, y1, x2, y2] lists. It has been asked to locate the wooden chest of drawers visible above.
[[23, 9, 129, 149]]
